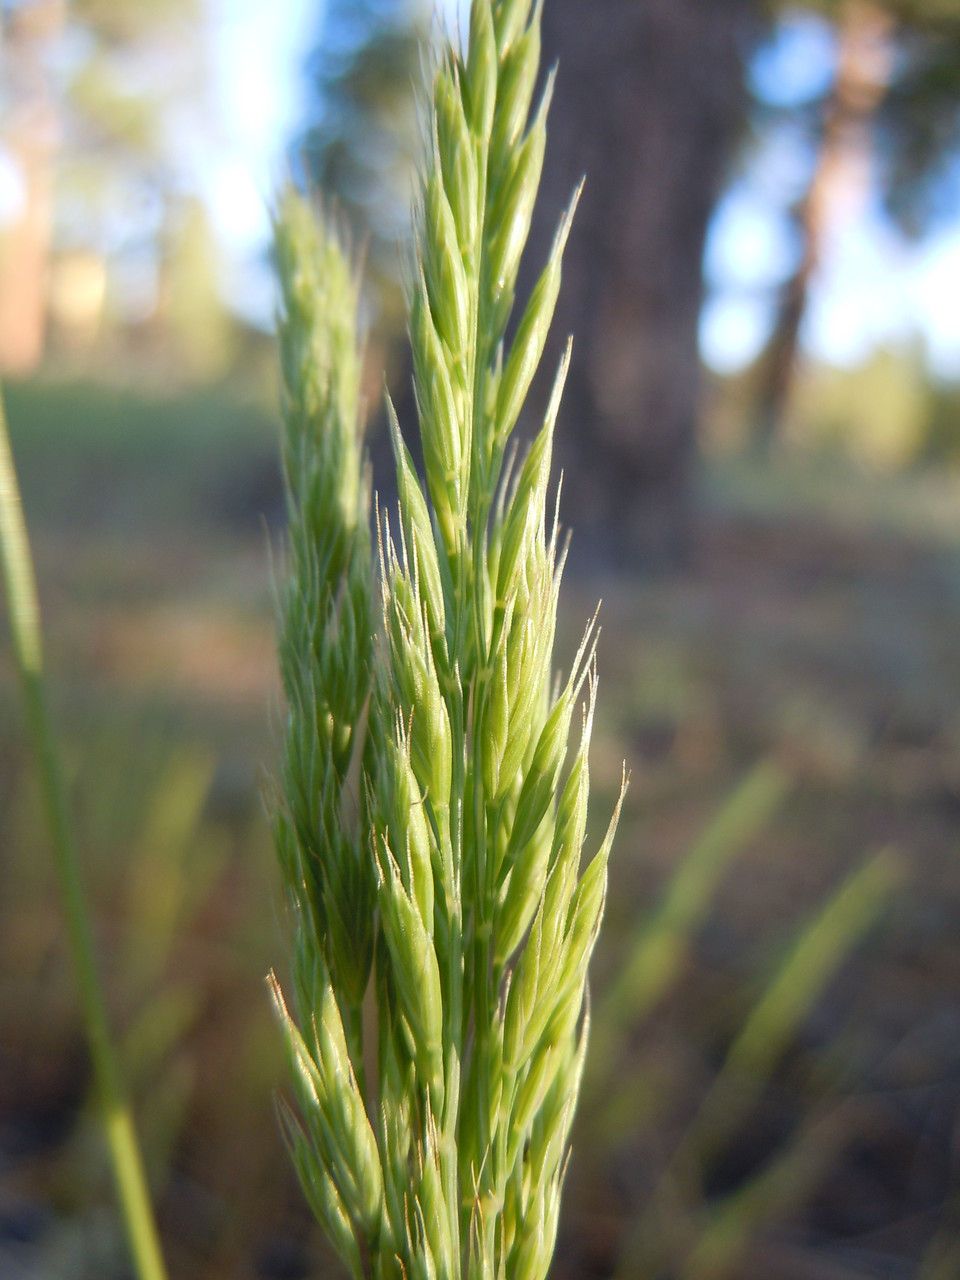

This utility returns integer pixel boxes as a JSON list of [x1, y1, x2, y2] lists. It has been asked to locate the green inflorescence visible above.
[[271, 3, 624, 1276]]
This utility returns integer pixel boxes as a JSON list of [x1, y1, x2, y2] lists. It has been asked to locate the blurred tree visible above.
[[294, 0, 960, 560], [534, 0, 761, 565], [0, 0, 217, 372], [0, 0, 63, 374], [56, 0, 203, 343], [294, 0, 426, 305], [752, 1, 894, 455], [751, 0, 960, 452], [161, 197, 231, 382], [293, 0, 429, 492], [878, 1, 960, 230], [295, 0, 761, 563]]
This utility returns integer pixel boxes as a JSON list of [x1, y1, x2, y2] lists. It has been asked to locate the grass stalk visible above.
[[0, 387, 169, 1280]]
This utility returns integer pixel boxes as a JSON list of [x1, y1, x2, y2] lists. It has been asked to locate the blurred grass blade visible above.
[[122, 747, 219, 989], [919, 1194, 960, 1280], [694, 848, 902, 1161], [616, 848, 902, 1280], [679, 1102, 864, 1280], [0, 387, 169, 1280], [590, 761, 789, 1082]]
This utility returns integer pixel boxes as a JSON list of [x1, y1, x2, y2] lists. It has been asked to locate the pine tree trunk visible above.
[[535, 0, 757, 567], [752, 0, 894, 455]]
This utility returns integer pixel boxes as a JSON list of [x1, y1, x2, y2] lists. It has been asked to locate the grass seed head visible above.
[[271, 4, 623, 1276]]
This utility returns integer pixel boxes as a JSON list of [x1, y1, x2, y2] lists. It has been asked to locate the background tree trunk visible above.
[[534, 0, 758, 567], [0, 1, 62, 376], [752, 0, 894, 456]]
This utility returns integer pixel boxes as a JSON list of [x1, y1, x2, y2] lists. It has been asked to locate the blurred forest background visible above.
[[2, 1, 960, 1277]]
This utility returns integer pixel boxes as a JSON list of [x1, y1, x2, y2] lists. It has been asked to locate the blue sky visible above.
[[703, 8, 960, 378], [201, 0, 318, 321], [204, 0, 959, 377]]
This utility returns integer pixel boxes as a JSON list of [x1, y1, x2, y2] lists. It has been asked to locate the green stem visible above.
[[0, 388, 168, 1280]]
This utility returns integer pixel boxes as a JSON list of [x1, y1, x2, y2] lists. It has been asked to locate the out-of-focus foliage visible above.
[[791, 347, 931, 469], [71, 0, 195, 46], [879, 9, 960, 231], [782, 348, 960, 472], [68, 55, 158, 155], [740, 0, 960, 456], [294, 0, 427, 291], [714, 344, 960, 473], [798, 0, 960, 233], [26, 0, 244, 381], [162, 200, 232, 382], [62, 0, 200, 169]]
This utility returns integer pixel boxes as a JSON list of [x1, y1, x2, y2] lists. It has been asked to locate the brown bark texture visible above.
[[530, 0, 757, 567]]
